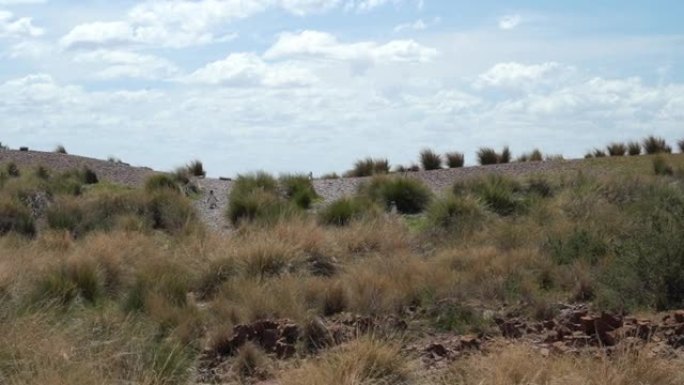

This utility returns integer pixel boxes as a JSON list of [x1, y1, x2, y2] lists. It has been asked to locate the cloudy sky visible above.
[[1, 0, 683, 176]]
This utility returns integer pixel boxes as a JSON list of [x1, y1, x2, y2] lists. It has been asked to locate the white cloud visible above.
[[0, 0, 46, 4], [264, 30, 438, 65], [0, 9, 43, 38], [394, 19, 426, 33], [475, 62, 572, 89], [183, 52, 315, 87], [73, 50, 180, 80], [498, 14, 522, 30]]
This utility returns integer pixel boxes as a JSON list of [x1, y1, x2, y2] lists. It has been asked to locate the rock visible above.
[[460, 335, 481, 350], [275, 341, 296, 359], [279, 323, 300, 344], [425, 343, 449, 358], [674, 310, 684, 323]]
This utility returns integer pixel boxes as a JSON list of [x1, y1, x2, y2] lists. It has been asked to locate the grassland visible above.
[[0, 152, 683, 384]]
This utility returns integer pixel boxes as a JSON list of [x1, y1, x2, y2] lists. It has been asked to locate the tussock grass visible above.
[[419, 148, 442, 170], [359, 175, 432, 214], [346, 158, 390, 177], [445, 152, 464, 168], [280, 338, 415, 385], [627, 141, 641, 155], [438, 344, 684, 385], [607, 142, 627, 156], [643, 136, 672, 154]]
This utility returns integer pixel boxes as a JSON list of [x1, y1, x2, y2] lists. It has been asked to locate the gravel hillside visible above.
[[1, 149, 589, 231]]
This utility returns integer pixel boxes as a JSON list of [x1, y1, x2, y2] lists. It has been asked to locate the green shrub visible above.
[[33, 165, 50, 180], [477, 148, 499, 165], [280, 174, 318, 209], [627, 141, 641, 156], [231, 172, 278, 197], [145, 190, 197, 233], [0, 197, 35, 237], [499, 146, 511, 164], [545, 228, 609, 265], [445, 152, 464, 168], [46, 196, 84, 233], [32, 259, 103, 306], [678, 139, 684, 153], [426, 194, 485, 232], [82, 168, 98, 184], [145, 174, 180, 193], [6, 162, 19, 177], [360, 176, 432, 214], [653, 156, 673, 176], [54, 145, 67, 154], [227, 189, 297, 226], [346, 158, 390, 177], [642, 136, 672, 154], [606, 143, 627, 156], [468, 175, 527, 216], [592, 149, 606, 158], [529, 149, 543, 162], [526, 176, 554, 198], [596, 181, 684, 310], [419, 149, 442, 170], [186, 160, 206, 177], [319, 197, 375, 226]]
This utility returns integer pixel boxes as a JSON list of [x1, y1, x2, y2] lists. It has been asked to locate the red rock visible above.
[[425, 343, 449, 358], [580, 316, 597, 335], [674, 310, 684, 323], [460, 335, 481, 350], [275, 341, 296, 359], [279, 323, 299, 344]]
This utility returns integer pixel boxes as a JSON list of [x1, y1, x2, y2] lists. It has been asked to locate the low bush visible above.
[[280, 174, 318, 209], [627, 141, 641, 156], [642, 136, 672, 154], [477, 148, 499, 165], [227, 189, 298, 226], [499, 146, 511, 164], [6, 162, 20, 177], [653, 156, 673, 176], [593, 149, 606, 157], [467, 175, 528, 216], [186, 160, 206, 177], [445, 152, 465, 168], [679, 139, 684, 153], [145, 174, 180, 193], [420, 149, 443, 170], [319, 197, 375, 226], [426, 194, 485, 233], [54, 145, 67, 154], [360, 176, 432, 214], [518, 149, 544, 162], [0, 197, 35, 237], [345, 158, 390, 177], [606, 142, 627, 156]]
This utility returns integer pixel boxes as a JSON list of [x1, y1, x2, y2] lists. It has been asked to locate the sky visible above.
[[0, 0, 683, 177]]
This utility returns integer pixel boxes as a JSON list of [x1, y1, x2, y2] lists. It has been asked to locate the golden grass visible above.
[[437, 344, 684, 385]]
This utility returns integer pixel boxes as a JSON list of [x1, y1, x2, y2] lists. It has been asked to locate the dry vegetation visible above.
[[0, 146, 684, 384]]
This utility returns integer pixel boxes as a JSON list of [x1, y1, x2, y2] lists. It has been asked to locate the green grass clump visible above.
[[6, 162, 20, 177], [145, 174, 180, 194], [185, 160, 206, 177], [227, 172, 303, 226], [477, 147, 511, 165], [627, 141, 641, 156], [345, 158, 390, 177], [426, 194, 485, 233], [606, 143, 627, 156], [642, 136, 672, 154], [419, 149, 442, 170], [477, 148, 499, 165], [518, 149, 544, 162], [280, 174, 319, 209], [0, 197, 35, 237], [466, 175, 528, 216], [360, 176, 432, 214], [445, 152, 464, 168], [319, 197, 376, 226], [652, 156, 673, 176]]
